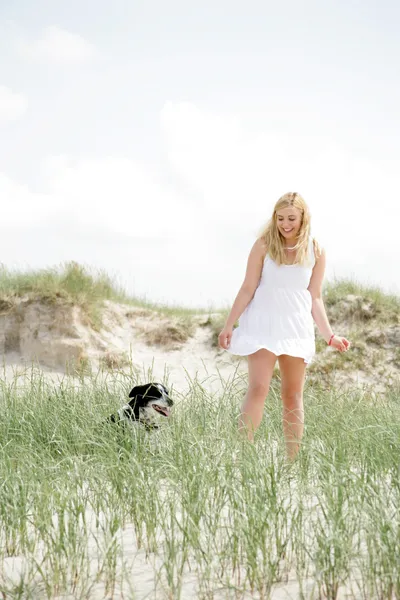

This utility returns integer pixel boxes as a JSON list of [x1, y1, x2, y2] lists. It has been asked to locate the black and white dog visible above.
[[108, 383, 173, 430]]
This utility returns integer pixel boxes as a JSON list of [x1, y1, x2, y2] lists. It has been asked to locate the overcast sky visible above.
[[1, 0, 399, 309]]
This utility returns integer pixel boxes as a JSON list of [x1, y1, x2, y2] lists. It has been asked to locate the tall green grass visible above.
[[0, 262, 215, 325], [1, 367, 399, 599], [323, 277, 400, 325]]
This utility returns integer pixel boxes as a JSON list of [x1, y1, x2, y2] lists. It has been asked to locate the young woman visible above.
[[218, 192, 350, 460]]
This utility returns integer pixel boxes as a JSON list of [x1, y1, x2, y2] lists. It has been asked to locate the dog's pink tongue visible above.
[[154, 405, 170, 417]]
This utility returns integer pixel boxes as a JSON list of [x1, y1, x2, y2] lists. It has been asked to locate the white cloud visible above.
[[0, 155, 206, 306], [42, 155, 195, 236], [18, 26, 96, 63], [0, 103, 398, 305], [160, 102, 398, 254], [1, 155, 196, 237], [159, 102, 399, 296], [0, 173, 53, 225], [0, 85, 28, 123]]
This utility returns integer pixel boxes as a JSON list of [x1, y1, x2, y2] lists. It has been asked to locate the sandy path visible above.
[[0, 324, 248, 397]]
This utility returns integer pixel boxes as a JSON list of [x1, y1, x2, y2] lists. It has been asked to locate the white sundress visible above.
[[226, 236, 316, 364]]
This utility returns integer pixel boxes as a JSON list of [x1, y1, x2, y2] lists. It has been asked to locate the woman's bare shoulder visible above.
[[253, 237, 268, 259]]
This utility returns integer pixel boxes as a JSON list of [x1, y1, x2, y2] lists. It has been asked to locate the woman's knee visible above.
[[248, 381, 270, 399], [281, 389, 303, 411]]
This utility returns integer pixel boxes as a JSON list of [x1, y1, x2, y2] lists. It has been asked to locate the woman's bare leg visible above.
[[239, 348, 277, 442], [277, 354, 307, 460]]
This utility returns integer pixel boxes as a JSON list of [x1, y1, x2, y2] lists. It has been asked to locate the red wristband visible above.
[[328, 334, 335, 346]]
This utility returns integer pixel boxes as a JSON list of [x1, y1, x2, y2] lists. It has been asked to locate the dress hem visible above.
[[225, 342, 314, 365]]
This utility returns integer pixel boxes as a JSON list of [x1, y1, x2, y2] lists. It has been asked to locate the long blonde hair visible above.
[[258, 192, 320, 266]]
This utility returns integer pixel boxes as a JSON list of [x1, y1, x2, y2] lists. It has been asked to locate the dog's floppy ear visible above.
[[127, 384, 149, 414], [128, 384, 148, 399]]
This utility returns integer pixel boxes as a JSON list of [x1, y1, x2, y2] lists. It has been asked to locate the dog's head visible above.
[[116, 383, 173, 429]]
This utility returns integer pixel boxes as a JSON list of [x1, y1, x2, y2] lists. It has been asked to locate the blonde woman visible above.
[[219, 192, 350, 460]]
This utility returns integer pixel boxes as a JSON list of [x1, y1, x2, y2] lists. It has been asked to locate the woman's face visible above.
[[276, 206, 302, 241]]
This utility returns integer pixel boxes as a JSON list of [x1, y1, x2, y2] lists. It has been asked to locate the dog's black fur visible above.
[[108, 383, 173, 430]]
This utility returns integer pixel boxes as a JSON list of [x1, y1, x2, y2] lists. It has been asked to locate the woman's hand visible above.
[[330, 335, 350, 353], [218, 326, 233, 349]]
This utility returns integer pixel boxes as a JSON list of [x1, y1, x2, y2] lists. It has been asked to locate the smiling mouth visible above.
[[153, 405, 170, 417]]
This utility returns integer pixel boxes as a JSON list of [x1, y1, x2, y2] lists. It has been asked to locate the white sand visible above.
[[1, 479, 359, 600], [0, 299, 387, 598], [0, 299, 248, 396]]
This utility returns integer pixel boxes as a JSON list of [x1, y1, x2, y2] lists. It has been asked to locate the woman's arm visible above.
[[307, 247, 350, 352], [224, 238, 266, 329], [307, 248, 333, 343]]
